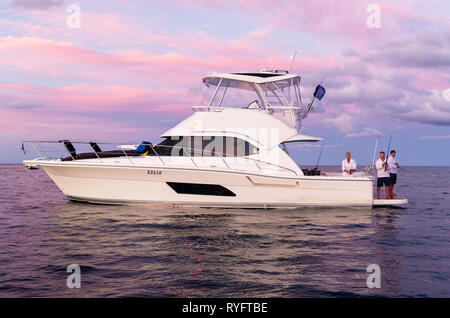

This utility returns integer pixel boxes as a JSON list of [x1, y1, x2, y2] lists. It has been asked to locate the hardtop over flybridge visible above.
[[23, 69, 407, 207]]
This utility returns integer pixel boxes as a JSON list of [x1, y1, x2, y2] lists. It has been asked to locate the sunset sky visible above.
[[0, 0, 449, 165]]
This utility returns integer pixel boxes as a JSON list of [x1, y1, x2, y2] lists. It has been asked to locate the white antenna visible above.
[[289, 51, 298, 72]]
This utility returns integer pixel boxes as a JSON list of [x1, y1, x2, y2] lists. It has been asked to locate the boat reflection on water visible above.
[[40, 201, 408, 297], [371, 208, 403, 296]]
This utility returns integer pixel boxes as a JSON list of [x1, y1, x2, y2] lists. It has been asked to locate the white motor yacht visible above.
[[23, 70, 407, 208]]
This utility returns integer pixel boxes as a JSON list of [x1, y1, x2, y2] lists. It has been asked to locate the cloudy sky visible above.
[[0, 0, 449, 165]]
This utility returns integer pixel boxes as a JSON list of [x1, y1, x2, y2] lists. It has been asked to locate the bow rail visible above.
[[22, 140, 299, 176]]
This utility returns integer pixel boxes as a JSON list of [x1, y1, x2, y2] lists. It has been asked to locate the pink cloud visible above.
[[0, 83, 193, 145], [0, 82, 193, 113], [163, 0, 430, 46], [0, 35, 331, 88], [413, 71, 449, 90], [1, 0, 449, 149]]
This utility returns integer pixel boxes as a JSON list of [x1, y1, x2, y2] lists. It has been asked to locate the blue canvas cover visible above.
[[135, 141, 151, 154]]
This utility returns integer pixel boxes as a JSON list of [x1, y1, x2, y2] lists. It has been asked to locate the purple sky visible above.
[[0, 0, 449, 165]]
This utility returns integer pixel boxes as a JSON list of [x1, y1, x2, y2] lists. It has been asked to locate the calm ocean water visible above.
[[0, 164, 448, 297]]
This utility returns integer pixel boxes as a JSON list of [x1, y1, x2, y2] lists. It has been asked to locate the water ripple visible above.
[[0, 164, 448, 297]]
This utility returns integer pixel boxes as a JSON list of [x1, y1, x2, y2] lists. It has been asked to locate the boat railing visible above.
[[22, 140, 299, 176], [154, 144, 298, 175], [23, 140, 140, 164], [191, 105, 301, 112]]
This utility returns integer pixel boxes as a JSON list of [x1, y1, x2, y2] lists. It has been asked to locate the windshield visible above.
[[259, 77, 301, 108], [201, 78, 263, 109], [199, 76, 302, 110]]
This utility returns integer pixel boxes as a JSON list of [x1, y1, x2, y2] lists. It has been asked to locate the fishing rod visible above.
[[385, 135, 392, 171], [392, 152, 406, 172], [385, 137, 408, 173], [389, 142, 406, 173], [314, 143, 324, 170], [365, 135, 380, 175]]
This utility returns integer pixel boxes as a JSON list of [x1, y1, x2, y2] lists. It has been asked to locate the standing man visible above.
[[342, 152, 357, 176], [376, 151, 391, 199], [388, 150, 400, 197]]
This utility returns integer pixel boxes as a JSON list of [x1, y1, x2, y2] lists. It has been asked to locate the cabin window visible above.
[[152, 136, 259, 157]]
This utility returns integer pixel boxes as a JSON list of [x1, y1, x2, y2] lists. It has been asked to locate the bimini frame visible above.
[[193, 72, 304, 128]]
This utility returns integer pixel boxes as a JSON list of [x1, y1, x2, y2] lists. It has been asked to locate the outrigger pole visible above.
[[366, 135, 380, 175], [302, 80, 326, 119], [287, 51, 326, 121]]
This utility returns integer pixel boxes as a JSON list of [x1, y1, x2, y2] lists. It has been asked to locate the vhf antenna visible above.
[[289, 51, 298, 72]]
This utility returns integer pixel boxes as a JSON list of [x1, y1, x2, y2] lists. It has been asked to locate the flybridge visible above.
[[194, 70, 325, 130]]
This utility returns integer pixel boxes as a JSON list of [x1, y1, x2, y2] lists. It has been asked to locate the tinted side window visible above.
[[153, 137, 183, 156], [153, 136, 258, 157]]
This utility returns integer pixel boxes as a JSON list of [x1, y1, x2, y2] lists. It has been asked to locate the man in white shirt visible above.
[[376, 151, 392, 199], [342, 152, 357, 176], [388, 150, 400, 197]]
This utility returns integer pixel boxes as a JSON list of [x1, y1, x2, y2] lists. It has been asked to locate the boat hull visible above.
[[34, 162, 374, 208]]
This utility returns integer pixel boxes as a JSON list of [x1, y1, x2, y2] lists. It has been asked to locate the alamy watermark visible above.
[[366, 264, 381, 288], [66, 264, 81, 288], [366, 4, 381, 29], [66, 4, 81, 29]]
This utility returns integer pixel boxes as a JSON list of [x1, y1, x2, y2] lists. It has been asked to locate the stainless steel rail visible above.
[[22, 140, 298, 176]]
